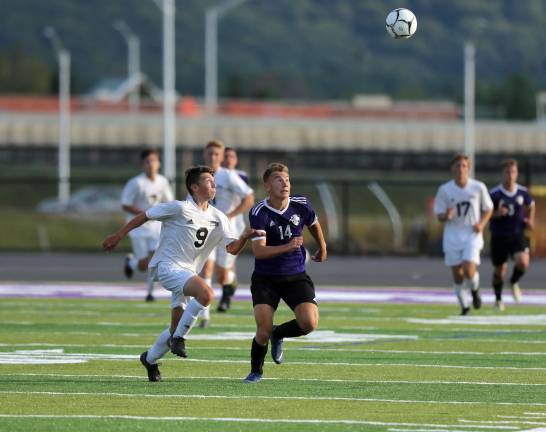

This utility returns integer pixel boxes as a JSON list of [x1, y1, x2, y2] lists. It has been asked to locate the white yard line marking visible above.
[[460, 419, 546, 426], [2, 343, 545, 356], [2, 349, 546, 370], [0, 414, 519, 429], [1, 390, 546, 406], [5, 373, 546, 387], [409, 315, 546, 326]]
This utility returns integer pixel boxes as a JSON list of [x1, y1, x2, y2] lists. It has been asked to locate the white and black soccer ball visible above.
[[386, 8, 417, 39]]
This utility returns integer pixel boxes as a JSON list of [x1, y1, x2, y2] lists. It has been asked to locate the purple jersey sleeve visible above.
[[523, 189, 534, 206]]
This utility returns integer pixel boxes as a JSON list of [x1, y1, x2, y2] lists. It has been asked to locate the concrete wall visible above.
[[1, 112, 546, 153]]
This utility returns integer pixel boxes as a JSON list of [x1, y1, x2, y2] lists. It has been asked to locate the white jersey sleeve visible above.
[[228, 169, 253, 199], [219, 212, 239, 246], [479, 182, 494, 212], [146, 201, 181, 221], [433, 185, 449, 215], [161, 178, 175, 202], [121, 178, 138, 207]]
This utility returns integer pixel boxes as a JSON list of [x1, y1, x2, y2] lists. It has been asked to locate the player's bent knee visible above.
[[199, 287, 214, 306], [297, 318, 318, 335], [256, 327, 272, 343]]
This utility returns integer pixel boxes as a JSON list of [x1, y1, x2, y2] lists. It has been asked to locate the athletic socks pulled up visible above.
[[510, 266, 525, 284], [465, 272, 480, 292], [250, 338, 268, 375], [173, 298, 205, 339], [272, 319, 306, 339], [146, 328, 171, 364], [454, 283, 469, 309]]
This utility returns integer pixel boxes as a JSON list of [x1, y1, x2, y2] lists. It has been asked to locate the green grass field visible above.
[[1, 298, 545, 431]]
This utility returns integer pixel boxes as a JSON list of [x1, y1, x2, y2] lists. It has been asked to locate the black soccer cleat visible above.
[[124, 255, 134, 279], [145, 294, 155, 302], [460, 307, 470, 316], [471, 289, 482, 309], [270, 325, 284, 364], [170, 336, 187, 358], [217, 296, 231, 313], [140, 351, 161, 382]]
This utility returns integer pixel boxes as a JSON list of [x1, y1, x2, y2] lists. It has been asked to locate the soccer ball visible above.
[[386, 8, 417, 39]]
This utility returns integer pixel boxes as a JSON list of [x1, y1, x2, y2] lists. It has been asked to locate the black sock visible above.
[[493, 281, 503, 301], [510, 267, 525, 284], [250, 338, 268, 374], [273, 319, 306, 339], [222, 284, 235, 298]]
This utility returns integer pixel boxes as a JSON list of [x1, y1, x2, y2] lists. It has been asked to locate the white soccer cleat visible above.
[[511, 283, 522, 303], [495, 300, 505, 312]]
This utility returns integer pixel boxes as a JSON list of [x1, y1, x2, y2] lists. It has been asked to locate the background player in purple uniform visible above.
[[243, 163, 327, 383], [489, 159, 535, 310]]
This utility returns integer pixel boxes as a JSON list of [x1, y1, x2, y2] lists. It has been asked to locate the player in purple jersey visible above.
[[243, 163, 327, 384], [489, 159, 535, 310]]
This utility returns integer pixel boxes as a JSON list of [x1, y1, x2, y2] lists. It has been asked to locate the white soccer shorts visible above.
[[208, 245, 237, 269], [444, 244, 482, 266], [155, 262, 195, 309], [130, 236, 159, 260]]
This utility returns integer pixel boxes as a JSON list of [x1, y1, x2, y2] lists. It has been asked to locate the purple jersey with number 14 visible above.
[[249, 196, 318, 276]]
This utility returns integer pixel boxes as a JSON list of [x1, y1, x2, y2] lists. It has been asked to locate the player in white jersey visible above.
[[120, 149, 174, 302], [103, 166, 260, 381], [201, 140, 254, 323], [433, 154, 493, 315]]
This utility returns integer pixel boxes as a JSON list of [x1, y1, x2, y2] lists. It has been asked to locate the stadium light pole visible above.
[[205, 0, 249, 115], [44, 26, 71, 204], [464, 39, 476, 178], [113, 20, 141, 112], [153, 0, 176, 193]]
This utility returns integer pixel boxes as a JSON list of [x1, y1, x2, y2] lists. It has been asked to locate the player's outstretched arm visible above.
[[252, 236, 304, 260], [227, 193, 255, 219], [308, 221, 327, 262], [102, 212, 149, 251], [226, 228, 264, 255]]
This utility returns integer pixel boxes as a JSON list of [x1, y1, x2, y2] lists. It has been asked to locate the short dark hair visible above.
[[225, 146, 236, 154], [501, 158, 518, 169], [263, 162, 289, 182], [141, 149, 160, 161], [185, 165, 215, 195], [450, 153, 471, 167]]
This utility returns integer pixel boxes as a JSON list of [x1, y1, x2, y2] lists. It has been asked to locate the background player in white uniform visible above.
[[121, 149, 174, 301], [103, 166, 260, 381], [201, 140, 254, 323], [434, 154, 493, 315]]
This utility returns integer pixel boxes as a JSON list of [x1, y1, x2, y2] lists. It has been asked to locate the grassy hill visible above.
[[1, 0, 546, 109]]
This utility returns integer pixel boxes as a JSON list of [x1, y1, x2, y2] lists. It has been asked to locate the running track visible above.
[[1, 253, 545, 305]]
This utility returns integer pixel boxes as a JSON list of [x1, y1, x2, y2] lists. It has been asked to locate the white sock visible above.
[[454, 283, 469, 309], [146, 271, 155, 296], [200, 305, 210, 320], [465, 272, 480, 292], [146, 328, 171, 364], [225, 270, 236, 285], [128, 257, 138, 271], [173, 298, 205, 338], [198, 278, 212, 320]]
